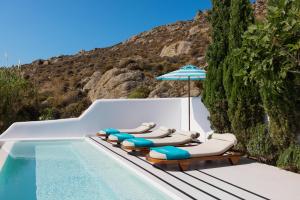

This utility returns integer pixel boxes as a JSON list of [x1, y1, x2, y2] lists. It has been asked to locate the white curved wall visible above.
[[0, 97, 212, 141]]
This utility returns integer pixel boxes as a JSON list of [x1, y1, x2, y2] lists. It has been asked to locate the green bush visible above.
[[39, 108, 60, 120], [128, 87, 150, 98], [238, 0, 300, 149], [246, 124, 277, 162], [0, 68, 39, 133], [61, 99, 90, 118], [277, 145, 300, 172]]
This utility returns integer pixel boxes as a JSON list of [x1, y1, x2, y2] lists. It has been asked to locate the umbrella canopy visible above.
[[156, 64, 206, 81], [156, 64, 206, 131]]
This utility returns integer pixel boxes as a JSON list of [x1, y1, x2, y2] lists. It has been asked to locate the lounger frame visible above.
[[121, 145, 151, 153], [146, 151, 241, 171], [107, 139, 121, 143]]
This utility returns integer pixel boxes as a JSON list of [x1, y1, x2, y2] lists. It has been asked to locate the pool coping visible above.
[[0, 137, 84, 142], [0, 141, 15, 171]]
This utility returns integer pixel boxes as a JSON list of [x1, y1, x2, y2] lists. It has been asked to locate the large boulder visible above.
[[87, 68, 145, 101], [83, 71, 102, 92], [160, 41, 192, 57], [189, 26, 201, 36]]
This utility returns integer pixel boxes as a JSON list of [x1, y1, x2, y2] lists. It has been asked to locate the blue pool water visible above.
[[0, 140, 173, 200]]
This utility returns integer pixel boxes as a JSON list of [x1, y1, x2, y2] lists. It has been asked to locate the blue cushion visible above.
[[112, 133, 135, 142], [102, 128, 120, 135], [150, 146, 191, 160], [125, 138, 154, 147]]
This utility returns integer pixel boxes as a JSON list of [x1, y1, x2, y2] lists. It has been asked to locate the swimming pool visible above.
[[0, 139, 173, 200]]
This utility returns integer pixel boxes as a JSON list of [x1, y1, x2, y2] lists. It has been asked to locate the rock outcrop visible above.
[[189, 26, 201, 36], [87, 68, 145, 100], [83, 71, 102, 92], [160, 41, 192, 57]]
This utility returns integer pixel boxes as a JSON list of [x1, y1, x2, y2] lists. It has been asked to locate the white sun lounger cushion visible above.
[[174, 131, 200, 139], [156, 126, 175, 133], [149, 133, 237, 160], [141, 122, 156, 128], [133, 126, 175, 138], [109, 126, 174, 140], [118, 122, 156, 133], [122, 134, 194, 148], [210, 133, 237, 145]]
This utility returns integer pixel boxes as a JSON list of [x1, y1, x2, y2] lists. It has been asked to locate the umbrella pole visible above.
[[188, 77, 191, 131]]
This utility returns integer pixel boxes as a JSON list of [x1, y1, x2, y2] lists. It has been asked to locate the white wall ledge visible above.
[[0, 97, 212, 141]]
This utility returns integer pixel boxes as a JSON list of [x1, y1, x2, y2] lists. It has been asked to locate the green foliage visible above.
[[128, 87, 150, 98], [246, 124, 277, 162], [223, 0, 265, 151], [277, 145, 300, 172], [0, 68, 39, 132], [228, 0, 254, 51], [203, 0, 232, 132], [204, 0, 300, 171], [61, 99, 90, 118], [39, 108, 60, 120], [238, 0, 300, 149]]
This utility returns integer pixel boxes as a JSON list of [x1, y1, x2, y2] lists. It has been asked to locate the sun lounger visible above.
[[121, 131, 200, 152], [107, 126, 176, 143], [146, 133, 240, 171], [96, 122, 156, 138]]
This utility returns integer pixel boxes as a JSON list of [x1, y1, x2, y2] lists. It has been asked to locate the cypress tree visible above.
[[203, 0, 231, 132], [223, 0, 265, 151]]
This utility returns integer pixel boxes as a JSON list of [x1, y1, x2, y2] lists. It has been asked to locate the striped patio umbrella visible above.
[[156, 64, 206, 131]]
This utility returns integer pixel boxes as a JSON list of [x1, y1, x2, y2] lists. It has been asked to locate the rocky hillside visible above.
[[20, 0, 266, 118]]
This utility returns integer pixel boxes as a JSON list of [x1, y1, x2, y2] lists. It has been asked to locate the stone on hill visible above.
[[160, 41, 192, 57], [87, 68, 145, 101], [189, 26, 201, 36], [194, 10, 203, 21], [118, 56, 143, 68], [83, 71, 102, 92], [43, 60, 50, 65]]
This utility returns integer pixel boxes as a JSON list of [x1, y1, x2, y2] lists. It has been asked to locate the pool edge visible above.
[[0, 141, 15, 171]]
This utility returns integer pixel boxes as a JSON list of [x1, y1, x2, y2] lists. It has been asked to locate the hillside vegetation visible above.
[[19, 11, 210, 119]]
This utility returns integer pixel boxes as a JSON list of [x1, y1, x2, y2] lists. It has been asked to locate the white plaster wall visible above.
[[79, 98, 182, 136], [180, 98, 212, 141], [0, 97, 212, 141]]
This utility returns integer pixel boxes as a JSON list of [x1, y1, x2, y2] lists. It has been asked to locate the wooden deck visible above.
[[89, 137, 300, 200]]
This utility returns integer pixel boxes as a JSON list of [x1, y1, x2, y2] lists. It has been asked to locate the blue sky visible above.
[[0, 0, 212, 66], [0, 0, 254, 66]]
